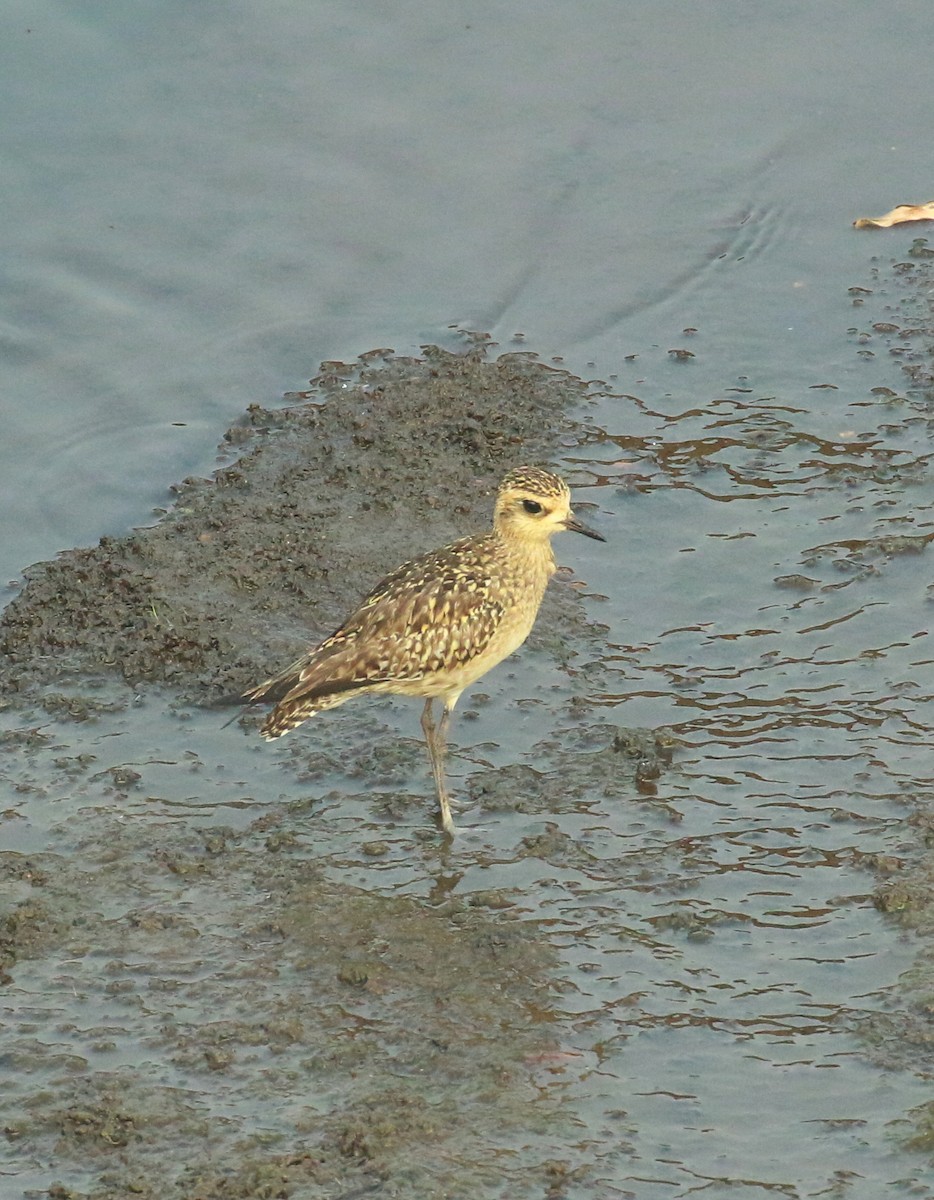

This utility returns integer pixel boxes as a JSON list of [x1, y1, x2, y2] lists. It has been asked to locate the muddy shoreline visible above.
[[5, 315, 934, 1195], [0, 341, 602, 701], [0, 342, 666, 1198]]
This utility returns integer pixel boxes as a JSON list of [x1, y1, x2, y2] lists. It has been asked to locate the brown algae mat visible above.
[[0, 342, 666, 1198]]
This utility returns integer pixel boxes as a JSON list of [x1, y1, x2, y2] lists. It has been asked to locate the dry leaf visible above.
[[853, 201, 934, 230]]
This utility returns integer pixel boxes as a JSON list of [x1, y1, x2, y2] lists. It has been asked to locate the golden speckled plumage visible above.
[[237, 465, 605, 834]]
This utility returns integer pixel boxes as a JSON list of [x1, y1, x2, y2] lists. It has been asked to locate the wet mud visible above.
[[0, 340, 663, 1197], [0, 340, 600, 701], [5, 247, 934, 1193], [849, 247, 934, 1152]]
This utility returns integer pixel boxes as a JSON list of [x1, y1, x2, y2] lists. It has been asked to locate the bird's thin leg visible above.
[[421, 698, 454, 835]]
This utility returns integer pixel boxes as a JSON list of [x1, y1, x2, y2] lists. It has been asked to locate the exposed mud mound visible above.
[[0, 342, 595, 702]]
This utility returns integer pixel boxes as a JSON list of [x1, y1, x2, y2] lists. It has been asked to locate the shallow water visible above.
[[3, 0, 931, 580], [3, 1, 934, 1196]]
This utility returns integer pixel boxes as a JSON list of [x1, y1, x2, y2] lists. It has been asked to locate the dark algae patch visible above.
[[9, 845, 563, 1199], [0, 342, 648, 1198], [0, 342, 594, 702], [11, 265, 934, 1191]]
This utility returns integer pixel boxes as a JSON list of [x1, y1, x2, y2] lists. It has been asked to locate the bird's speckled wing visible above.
[[243, 535, 506, 705]]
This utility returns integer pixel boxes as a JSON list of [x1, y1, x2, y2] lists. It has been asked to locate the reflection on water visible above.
[[6, 176, 934, 1200], [4, 288, 934, 1194], [512, 261, 934, 1195]]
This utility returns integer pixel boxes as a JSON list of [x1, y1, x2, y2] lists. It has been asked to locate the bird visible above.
[[234, 465, 605, 834]]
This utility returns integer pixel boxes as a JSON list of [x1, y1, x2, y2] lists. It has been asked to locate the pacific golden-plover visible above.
[[235, 466, 605, 834]]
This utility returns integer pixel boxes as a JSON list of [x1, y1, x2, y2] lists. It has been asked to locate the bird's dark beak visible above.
[[564, 512, 605, 541]]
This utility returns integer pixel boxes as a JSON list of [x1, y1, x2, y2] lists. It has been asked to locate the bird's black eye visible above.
[[522, 499, 543, 515]]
